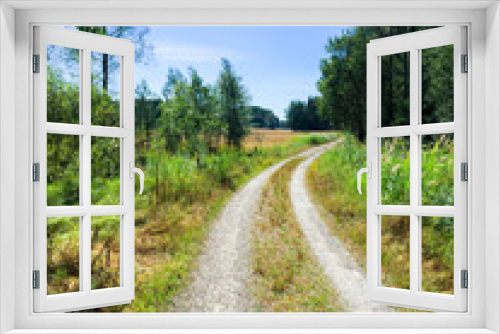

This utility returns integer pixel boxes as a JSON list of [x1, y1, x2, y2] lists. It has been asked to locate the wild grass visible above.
[[251, 158, 344, 312], [306, 132, 454, 304], [47, 130, 334, 312]]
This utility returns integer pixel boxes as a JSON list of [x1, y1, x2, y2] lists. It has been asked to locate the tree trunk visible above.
[[103, 53, 109, 91], [102, 27, 108, 91]]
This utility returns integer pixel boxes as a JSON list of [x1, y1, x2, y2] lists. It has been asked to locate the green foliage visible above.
[[159, 67, 226, 154], [303, 134, 329, 145], [217, 58, 251, 148], [422, 45, 454, 124], [136, 135, 325, 208], [91, 137, 121, 205], [47, 133, 79, 206], [47, 66, 124, 206], [47, 67, 79, 124], [136, 79, 161, 141], [381, 137, 411, 205], [317, 27, 439, 141], [250, 106, 280, 129], [286, 97, 328, 131], [422, 134, 454, 206], [91, 84, 120, 127]]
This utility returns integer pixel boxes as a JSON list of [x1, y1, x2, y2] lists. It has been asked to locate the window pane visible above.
[[47, 45, 80, 124], [421, 217, 454, 295], [47, 217, 80, 295], [47, 134, 79, 206], [91, 52, 121, 127], [381, 52, 410, 127], [422, 45, 454, 124], [91, 137, 120, 205], [91, 215, 120, 290], [421, 134, 454, 206], [381, 215, 410, 290], [381, 137, 410, 205]]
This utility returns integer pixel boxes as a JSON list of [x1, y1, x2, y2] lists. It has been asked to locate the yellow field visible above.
[[243, 129, 332, 149]]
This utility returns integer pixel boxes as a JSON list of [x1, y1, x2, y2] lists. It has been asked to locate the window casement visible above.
[[364, 26, 467, 312], [33, 26, 139, 312]]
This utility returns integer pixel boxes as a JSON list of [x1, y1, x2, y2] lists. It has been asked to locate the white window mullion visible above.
[[373, 205, 454, 217], [373, 123, 454, 138], [453, 26, 468, 309], [366, 47, 380, 297], [122, 51, 135, 292], [33, 29, 49, 305], [78, 47, 85, 295], [409, 48, 420, 295], [82, 48, 92, 294]]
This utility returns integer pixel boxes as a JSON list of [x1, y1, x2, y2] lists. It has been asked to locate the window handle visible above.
[[129, 162, 144, 194], [357, 162, 372, 195]]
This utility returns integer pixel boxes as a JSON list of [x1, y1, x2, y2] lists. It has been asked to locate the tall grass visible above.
[[307, 132, 454, 299]]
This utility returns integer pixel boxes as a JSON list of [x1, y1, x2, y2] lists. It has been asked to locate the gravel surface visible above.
[[172, 145, 326, 312], [290, 142, 391, 312]]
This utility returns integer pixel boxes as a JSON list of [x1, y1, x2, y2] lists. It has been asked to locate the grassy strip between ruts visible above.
[[251, 157, 344, 312], [70, 134, 334, 312]]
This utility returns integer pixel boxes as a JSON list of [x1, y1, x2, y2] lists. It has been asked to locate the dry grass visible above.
[[251, 158, 344, 312], [243, 129, 333, 149], [80, 188, 230, 313]]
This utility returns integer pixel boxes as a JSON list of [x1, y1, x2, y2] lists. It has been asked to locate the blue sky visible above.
[[62, 26, 352, 120], [137, 26, 352, 120]]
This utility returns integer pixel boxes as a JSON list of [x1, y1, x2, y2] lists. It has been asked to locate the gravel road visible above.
[[290, 142, 390, 312], [172, 145, 327, 312]]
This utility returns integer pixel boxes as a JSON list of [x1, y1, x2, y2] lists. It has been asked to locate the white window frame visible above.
[[366, 26, 467, 312], [0, 1, 498, 333], [33, 26, 136, 313]]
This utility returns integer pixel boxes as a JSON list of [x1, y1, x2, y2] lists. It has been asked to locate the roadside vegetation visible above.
[[306, 132, 454, 296], [251, 158, 344, 312], [48, 128, 331, 310]]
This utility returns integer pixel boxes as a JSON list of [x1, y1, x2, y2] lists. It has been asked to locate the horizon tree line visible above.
[[135, 58, 251, 154]]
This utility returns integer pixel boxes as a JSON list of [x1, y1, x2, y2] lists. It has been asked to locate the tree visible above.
[[217, 58, 251, 148], [187, 68, 224, 152], [286, 96, 327, 131], [250, 106, 280, 129], [317, 26, 437, 141], [76, 26, 151, 91], [135, 79, 156, 142], [286, 100, 307, 131], [162, 68, 184, 101], [159, 72, 189, 153]]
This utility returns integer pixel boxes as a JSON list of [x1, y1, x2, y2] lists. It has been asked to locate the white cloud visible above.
[[154, 41, 245, 66]]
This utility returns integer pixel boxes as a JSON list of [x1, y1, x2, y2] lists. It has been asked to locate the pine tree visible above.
[[217, 58, 250, 148]]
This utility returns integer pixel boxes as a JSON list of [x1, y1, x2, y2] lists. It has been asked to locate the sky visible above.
[[136, 26, 352, 120], [61, 26, 353, 120]]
